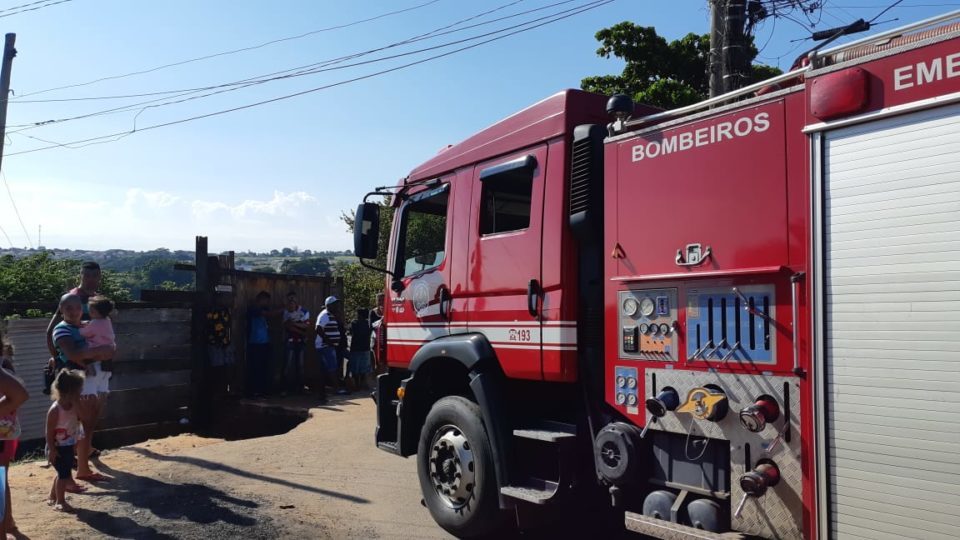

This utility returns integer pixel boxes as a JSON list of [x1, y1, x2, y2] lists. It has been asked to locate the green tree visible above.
[[0, 252, 132, 304], [581, 22, 781, 109], [332, 259, 386, 320], [338, 199, 395, 318], [280, 257, 331, 276]]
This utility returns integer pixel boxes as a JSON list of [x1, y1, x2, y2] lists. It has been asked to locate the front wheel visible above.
[[417, 396, 504, 538]]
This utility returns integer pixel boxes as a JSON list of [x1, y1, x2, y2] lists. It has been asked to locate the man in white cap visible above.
[[315, 296, 346, 403]]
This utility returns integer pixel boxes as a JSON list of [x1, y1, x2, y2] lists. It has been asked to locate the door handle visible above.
[[675, 243, 712, 267], [439, 287, 451, 321], [527, 279, 540, 318]]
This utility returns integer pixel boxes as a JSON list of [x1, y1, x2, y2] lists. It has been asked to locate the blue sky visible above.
[[0, 0, 955, 254]]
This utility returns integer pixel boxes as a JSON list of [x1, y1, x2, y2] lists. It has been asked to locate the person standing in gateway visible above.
[[314, 296, 345, 403]]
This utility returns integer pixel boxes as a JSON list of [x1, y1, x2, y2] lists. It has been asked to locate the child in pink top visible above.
[[79, 296, 115, 375]]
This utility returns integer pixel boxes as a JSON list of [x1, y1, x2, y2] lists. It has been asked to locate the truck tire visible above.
[[417, 396, 503, 538]]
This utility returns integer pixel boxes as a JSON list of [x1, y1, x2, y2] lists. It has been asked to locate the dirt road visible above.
[[9, 395, 452, 540]]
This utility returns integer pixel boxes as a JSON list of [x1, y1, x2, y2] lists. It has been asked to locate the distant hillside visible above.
[[0, 247, 356, 273]]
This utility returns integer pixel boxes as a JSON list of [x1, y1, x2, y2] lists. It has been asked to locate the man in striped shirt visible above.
[[315, 296, 346, 403]]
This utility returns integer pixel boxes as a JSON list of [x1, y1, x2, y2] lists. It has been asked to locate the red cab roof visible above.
[[406, 89, 624, 183]]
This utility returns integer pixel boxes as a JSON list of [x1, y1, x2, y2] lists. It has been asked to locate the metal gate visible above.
[[820, 103, 960, 539]]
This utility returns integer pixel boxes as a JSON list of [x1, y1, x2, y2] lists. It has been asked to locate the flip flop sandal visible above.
[[89, 449, 102, 459], [64, 484, 88, 493], [76, 472, 109, 482]]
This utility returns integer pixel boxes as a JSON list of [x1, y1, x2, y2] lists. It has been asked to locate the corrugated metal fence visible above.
[[2, 303, 192, 447]]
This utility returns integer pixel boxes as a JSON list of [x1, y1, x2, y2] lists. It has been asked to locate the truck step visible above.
[[500, 477, 561, 505], [513, 420, 577, 443], [624, 511, 746, 540], [377, 441, 399, 453]]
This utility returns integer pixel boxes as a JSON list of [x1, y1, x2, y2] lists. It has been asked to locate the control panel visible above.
[[619, 288, 679, 361], [686, 285, 776, 364], [614, 365, 640, 415]]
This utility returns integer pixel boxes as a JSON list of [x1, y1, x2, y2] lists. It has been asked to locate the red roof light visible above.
[[809, 67, 869, 120]]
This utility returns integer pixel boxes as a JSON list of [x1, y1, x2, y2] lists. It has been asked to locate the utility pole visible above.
[[723, 0, 748, 93], [0, 33, 16, 175], [709, 1, 725, 97]]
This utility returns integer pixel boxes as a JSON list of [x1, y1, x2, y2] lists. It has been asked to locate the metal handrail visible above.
[[621, 66, 810, 129], [817, 8, 960, 56], [620, 9, 960, 132]]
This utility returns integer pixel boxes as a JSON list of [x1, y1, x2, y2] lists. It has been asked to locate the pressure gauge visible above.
[[659, 323, 671, 335], [622, 297, 640, 317], [616, 393, 627, 405], [639, 323, 649, 334], [627, 394, 638, 406], [627, 377, 638, 390], [639, 297, 656, 318], [616, 376, 627, 388], [649, 323, 660, 336]]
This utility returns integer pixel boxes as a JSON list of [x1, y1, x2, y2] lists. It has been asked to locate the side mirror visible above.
[[354, 203, 380, 260]]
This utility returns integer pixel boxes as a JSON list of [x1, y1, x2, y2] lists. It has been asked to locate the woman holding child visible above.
[[46, 262, 116, 486]]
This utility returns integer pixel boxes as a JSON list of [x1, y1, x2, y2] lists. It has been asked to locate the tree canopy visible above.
[[0, 252, 133, 305], [581, 22, 782, 109]]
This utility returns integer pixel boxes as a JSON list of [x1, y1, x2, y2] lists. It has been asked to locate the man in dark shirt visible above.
[[246, 291, 273, 399], [348, 308, 373, 391]]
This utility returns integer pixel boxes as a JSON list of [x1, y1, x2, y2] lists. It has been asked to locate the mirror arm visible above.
[[358, 256, 397, 280]]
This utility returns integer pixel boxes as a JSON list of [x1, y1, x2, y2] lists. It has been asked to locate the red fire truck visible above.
[[354, 11, 960, 539]]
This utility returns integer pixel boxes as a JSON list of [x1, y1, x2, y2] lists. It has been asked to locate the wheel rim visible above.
[[428, 424, 476, 509]]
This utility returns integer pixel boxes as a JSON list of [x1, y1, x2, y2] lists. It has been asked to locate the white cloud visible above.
[[123, 188, 181, 210], [192, 190, 316, 219], [5, 179, 349, 251]]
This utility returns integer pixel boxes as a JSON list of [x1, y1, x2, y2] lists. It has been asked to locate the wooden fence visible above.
[[228, 270, 343, 394], [1, 302, 192, 448]]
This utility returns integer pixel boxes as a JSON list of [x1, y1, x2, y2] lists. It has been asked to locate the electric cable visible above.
[[5, 0, 614, 156], [0, 221, 12, 247], [871, 0, 906, 21], [0, 170, 33, 248], [6, 0, 590, 133], [10, 0, 560, 105], [0, 0, 72, 18], [12, 0, 476, 99]]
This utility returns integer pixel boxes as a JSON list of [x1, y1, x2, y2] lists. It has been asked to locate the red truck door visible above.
[[385, 180, 455, 364], [463, 145, 548, 379]]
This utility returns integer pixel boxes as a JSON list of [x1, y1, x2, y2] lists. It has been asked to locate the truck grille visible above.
[[569, 136, 593, 215]]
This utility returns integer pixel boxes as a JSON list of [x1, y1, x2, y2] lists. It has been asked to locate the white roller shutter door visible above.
[[824, 103, 960, 540]]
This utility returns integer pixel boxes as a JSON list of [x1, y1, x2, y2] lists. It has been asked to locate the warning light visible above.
[[810, 67, 869, 120]]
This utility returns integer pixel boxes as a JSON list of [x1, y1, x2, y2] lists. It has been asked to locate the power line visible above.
[[871, 0, 906, 21], [11, 0, 551, 105], [831, 2, 959, 7], [6, 0, 585, 132], [12, 0, 449, 99], [0, 170, 32, 247], [0, 0, 73, 19], [0, 0, 63, 14], [0, 221, 12, 247], [5, 0, 615, 157]]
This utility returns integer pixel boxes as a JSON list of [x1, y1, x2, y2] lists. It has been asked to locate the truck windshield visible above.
[[396, 186, 449, 278]]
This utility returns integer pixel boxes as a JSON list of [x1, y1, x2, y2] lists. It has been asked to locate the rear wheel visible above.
[[417, 396, 503, 538]]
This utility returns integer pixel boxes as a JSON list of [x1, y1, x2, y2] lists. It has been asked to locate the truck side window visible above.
[[479, 163, 533, 235], [395, 186, 449, 278]]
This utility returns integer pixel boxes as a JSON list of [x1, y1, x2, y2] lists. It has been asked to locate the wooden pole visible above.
[[190, 236, 210, 427], [0, 34, 17, 175]]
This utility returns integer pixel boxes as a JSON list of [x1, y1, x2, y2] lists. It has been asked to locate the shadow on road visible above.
[[72, 508, 178, 540], [124, 447, 370, 504], [91, 458, 259, 527]]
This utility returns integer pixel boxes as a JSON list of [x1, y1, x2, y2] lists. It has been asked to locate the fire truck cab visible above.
[[355, 11, 960, 540]]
